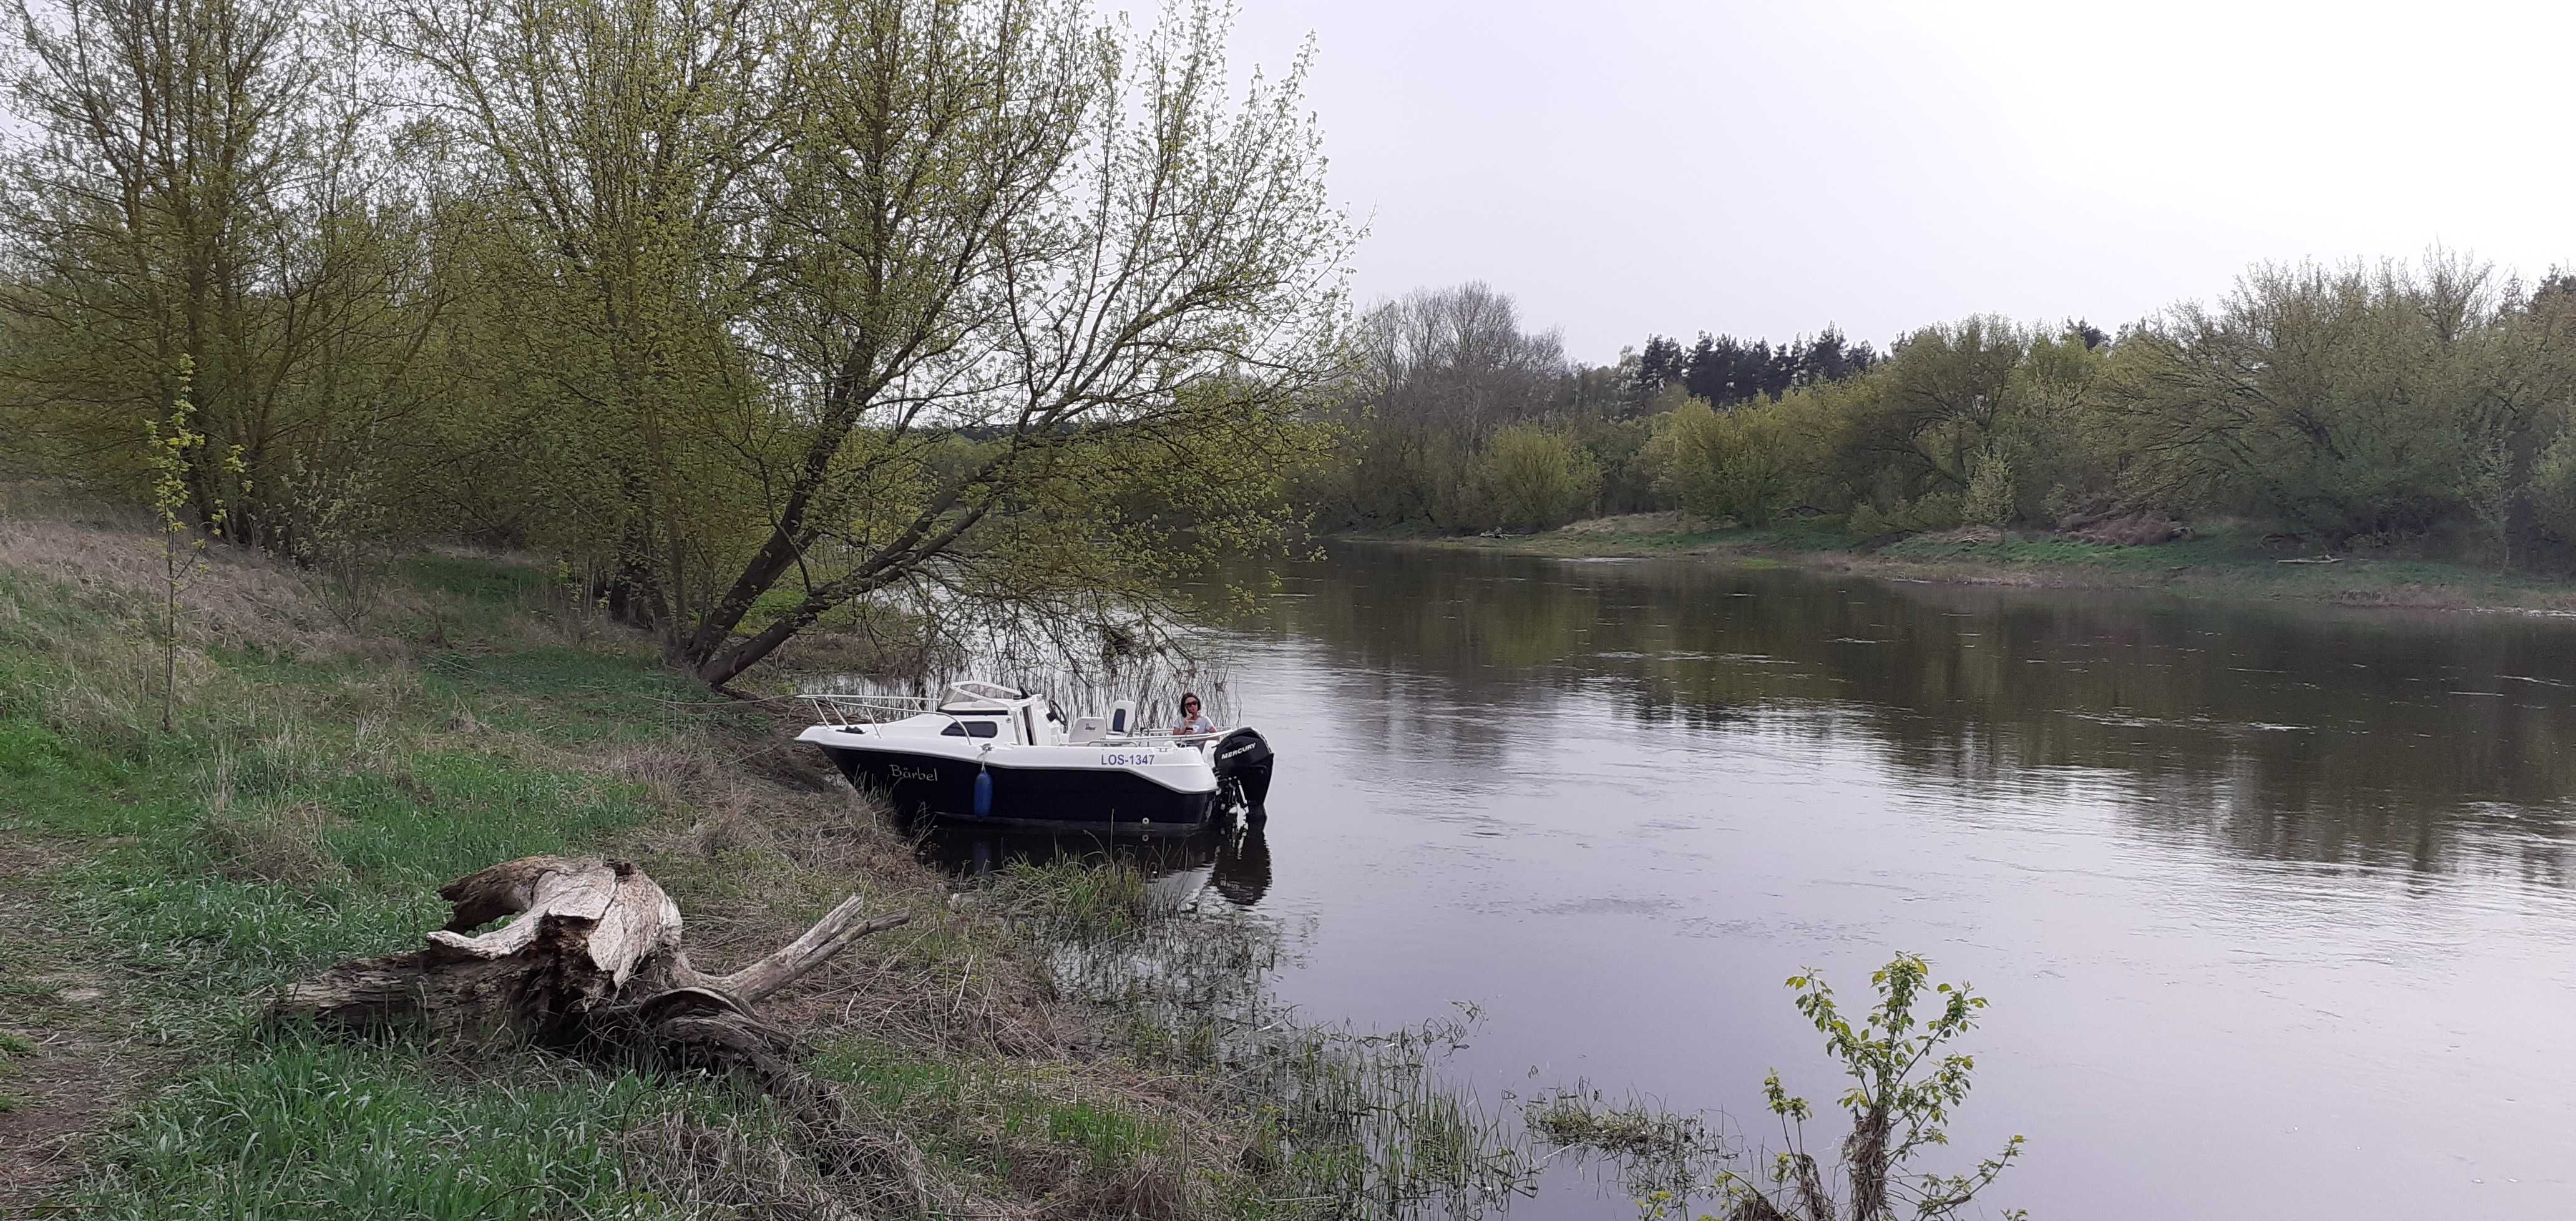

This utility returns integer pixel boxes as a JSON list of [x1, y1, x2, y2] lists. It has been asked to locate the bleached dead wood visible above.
[[273, 856, 908, 1094]]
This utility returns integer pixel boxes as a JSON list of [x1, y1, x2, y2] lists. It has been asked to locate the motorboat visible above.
[[796, 680, 1274, 833]]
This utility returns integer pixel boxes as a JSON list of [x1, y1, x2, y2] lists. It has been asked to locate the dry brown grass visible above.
[[0, 515, 363, 656], [0, 509, 627, 674], [197, 798, 348, 887], [614, 1109, 899, 1221], [0, 511, 402, 756], [1554, 510, 1697, 536], [595, 710, 1079, 1061]]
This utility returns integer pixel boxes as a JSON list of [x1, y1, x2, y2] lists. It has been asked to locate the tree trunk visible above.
[[273, 856, 907, 1097]]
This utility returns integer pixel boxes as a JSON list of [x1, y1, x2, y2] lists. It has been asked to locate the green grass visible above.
[[1399, 515, 2576, 610], [0, 648, 666, 1023], [399, 551, 560, 611], [1870, 526, 2573, 601], [986, 855, 1164, 942], [816, 1037, 968, 1113], [813, 1036, 1174, 1185], [72, 1037, 771, 1221], [0, 1029, 32, 1114], [1876, 529, 2243, 569], [1684, 518, 1860, 554], [1043, 1099, 1170, 1168], [1404, 515, 1865, 557], [0, 554, 793, 1210]]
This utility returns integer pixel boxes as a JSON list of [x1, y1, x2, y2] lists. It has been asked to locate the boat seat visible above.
[[1066, 715, 1108, 745]]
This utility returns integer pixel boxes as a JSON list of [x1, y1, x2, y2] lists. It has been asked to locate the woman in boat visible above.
[[1173, 692, 1216, 738]]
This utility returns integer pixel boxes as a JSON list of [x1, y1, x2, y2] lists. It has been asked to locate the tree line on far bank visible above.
[[1296, 283, 1883, 533], [1304, 256, 2576, 569]]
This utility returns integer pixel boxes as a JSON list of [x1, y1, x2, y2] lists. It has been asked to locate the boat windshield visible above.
[[943, 680, 1024, 704]]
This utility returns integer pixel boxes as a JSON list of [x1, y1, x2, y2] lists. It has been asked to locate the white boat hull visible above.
[[798, 723, 1220, 833]]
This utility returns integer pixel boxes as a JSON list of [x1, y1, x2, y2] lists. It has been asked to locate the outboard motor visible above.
[[1211, 727, 1274, 816]]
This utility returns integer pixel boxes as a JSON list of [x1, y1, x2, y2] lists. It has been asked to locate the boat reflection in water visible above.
[[915, 810, 1273, 910]]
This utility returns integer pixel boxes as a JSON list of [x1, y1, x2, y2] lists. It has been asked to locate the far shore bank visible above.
[[1329, 514, 2576, 616]]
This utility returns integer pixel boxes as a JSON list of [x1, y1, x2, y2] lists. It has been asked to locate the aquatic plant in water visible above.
[[1533, 953, 2024, 1221], [1014, 861, 1543, 1219]]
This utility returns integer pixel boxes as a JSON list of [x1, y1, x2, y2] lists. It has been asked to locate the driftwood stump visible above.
[[273, 856, 907, 1096]]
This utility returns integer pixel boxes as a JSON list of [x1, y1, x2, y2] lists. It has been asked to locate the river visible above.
[[915, 542, 2576, 1216], [1127, 542, 2572, 1219]]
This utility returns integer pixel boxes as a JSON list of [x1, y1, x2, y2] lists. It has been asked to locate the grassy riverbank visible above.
[[0, 509, 1516, 1219], [1363, 512, 2576, 614]]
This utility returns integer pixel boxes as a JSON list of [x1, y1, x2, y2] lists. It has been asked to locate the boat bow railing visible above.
[[807, 692, 952, 729], [806, 691, 1053, 742]]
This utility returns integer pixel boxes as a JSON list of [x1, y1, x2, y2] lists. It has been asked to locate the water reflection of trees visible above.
[[1250, 546, 2576, 886]]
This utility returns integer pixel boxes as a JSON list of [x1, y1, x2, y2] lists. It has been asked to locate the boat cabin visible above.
[[930, 681, 1148, 747]]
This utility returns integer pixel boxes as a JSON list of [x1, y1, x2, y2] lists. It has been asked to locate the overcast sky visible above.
[[1224, 0, 2576, 363]]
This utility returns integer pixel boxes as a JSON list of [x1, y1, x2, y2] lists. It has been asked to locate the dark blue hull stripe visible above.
[[816, 745, 1216, 831]]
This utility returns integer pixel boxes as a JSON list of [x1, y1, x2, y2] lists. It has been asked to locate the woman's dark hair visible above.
[[1179, 691, 1202, 711]]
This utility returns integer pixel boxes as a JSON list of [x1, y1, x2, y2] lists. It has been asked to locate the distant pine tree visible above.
[[1682, 333, 1718, 403], [1634, 335, 1686, 398], [1803, 326, 1851, 383], [1633, 324, 1878, 408], [1757, 340, 1798, 400]]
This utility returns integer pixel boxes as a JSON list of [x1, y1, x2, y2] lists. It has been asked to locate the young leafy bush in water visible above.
[[1551, 954, 2024, 1221], [1722, 953, 2024, 1221]]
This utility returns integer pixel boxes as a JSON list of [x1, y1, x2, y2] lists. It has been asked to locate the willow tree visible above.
[[395, 0, 1344, 685], [1, 0, 437, 544], [389, 0, 793, 634], [2098, 255, 2559, 546], [675, 0, 1348, 687], [1319, 283, 1569, 530]]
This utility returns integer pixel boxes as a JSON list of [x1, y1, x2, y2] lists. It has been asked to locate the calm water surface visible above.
[[1155, 543, 2576, 1219]]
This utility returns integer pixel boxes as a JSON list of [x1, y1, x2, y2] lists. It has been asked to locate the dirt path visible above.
[[0, 833, 154, 1215]]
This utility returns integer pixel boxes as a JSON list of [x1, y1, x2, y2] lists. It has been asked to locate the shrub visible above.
[[1649, 399, 1797, 526], [1530, 954, 2026, 1221], [1959, 453, 2014, 528], [1720, 954, 2025, 1220], [1477, 423, 1602, 532], [2530, 430, 2576, 542]]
